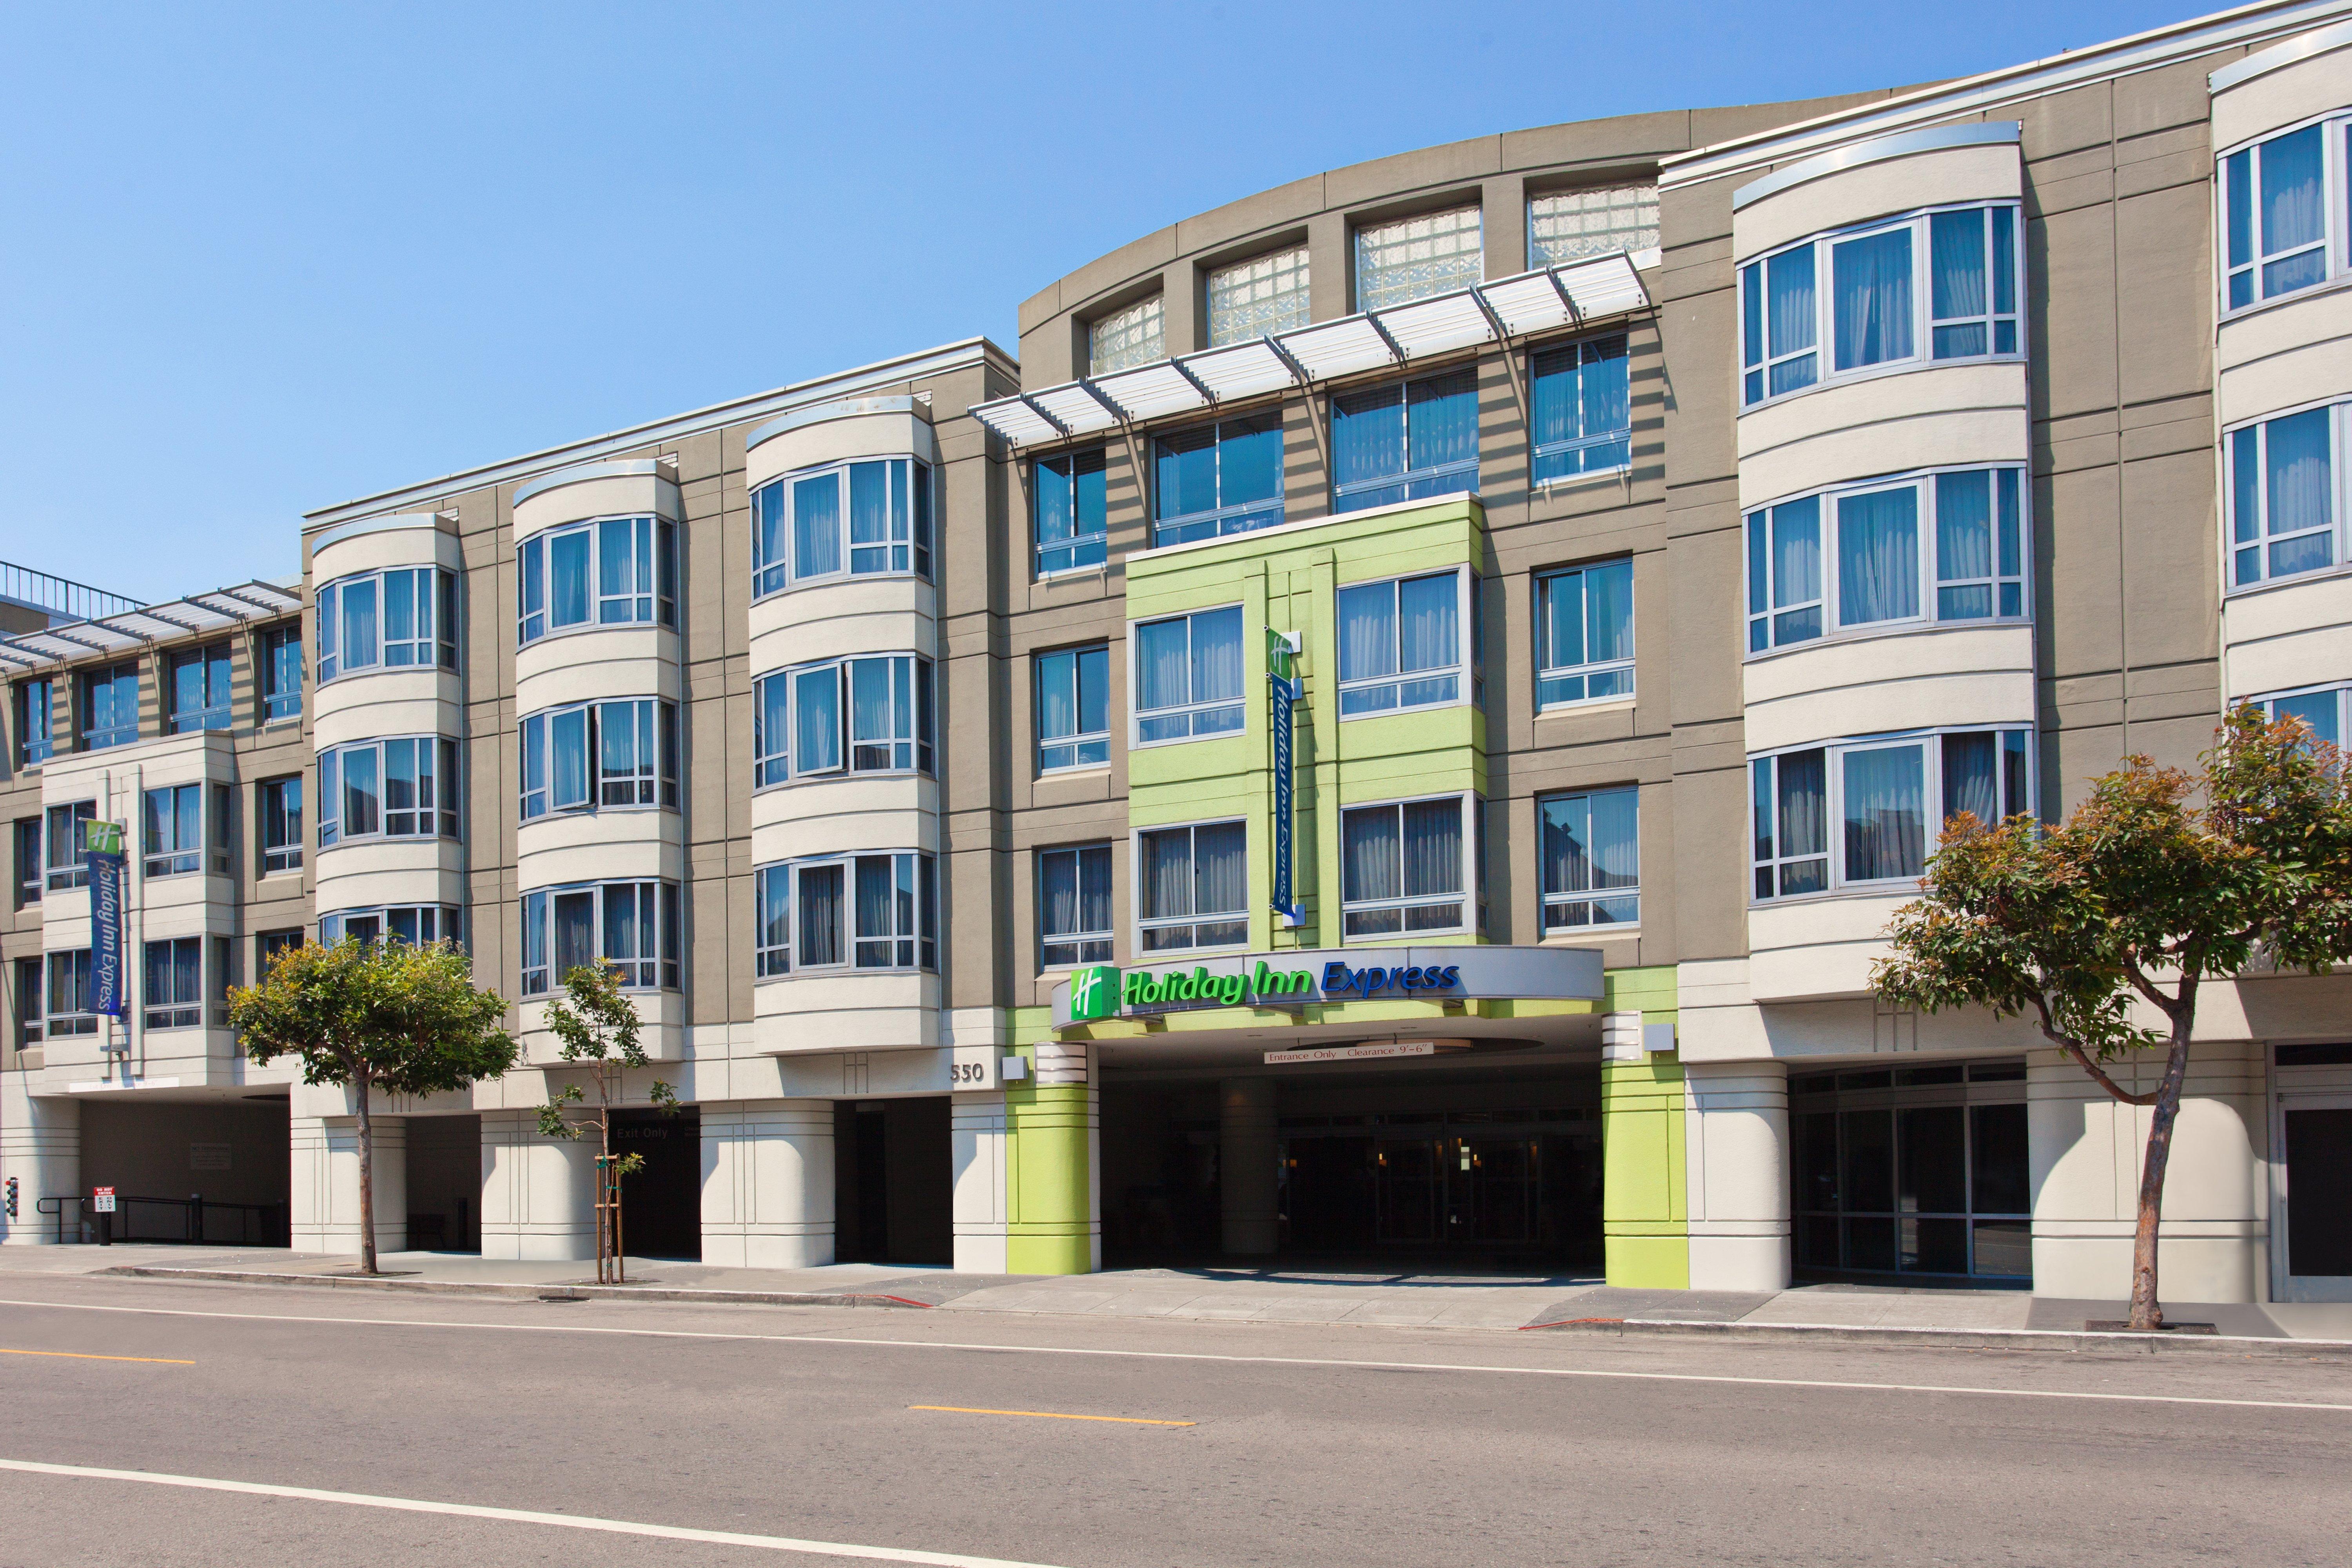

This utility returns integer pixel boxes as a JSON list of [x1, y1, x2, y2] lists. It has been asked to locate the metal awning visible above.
[[968, 250, 1649, 448], [0, 577, 304, 674]]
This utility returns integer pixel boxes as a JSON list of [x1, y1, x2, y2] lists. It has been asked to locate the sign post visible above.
[[92, 1185, 116, 1246], [1267, 629, 1303, 927], [85, 820, 126, 1031]]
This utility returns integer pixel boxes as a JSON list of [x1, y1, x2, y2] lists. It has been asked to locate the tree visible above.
[[1875, 708, 2352, 1329], [534, 961, 679, 1284], [230, 936, 516, 1275]]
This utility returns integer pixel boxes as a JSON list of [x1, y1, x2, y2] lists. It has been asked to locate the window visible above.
[[168, 642, 232, 733], [45, 802, 94, 891], [1090, 295, 1164, 374], [750, 657, 933, 788], [1138, 821, 1246, 953], [2255, 684, 2349, 750], [81, 661, 140, 750], [1033, 449, 1107, 575], [1338, 569, 1468, 717], [13, 956, 40, 1048], [143, 937, 203, 1030], [516, 518, 677, 643], [519, 699, 678, 818], [317, 737, 460, 847], [1356, 205, 1483, 311], [2227, 401, 2344, 588], [1134, 606, 1245, 744], [259, 777, 303, 874], [1332, 369, 1479, 512], [257, 928, 304, 978], [213, 936, 240, 1026], [1746, 467, 2027, 652], [1341, 795, 1467, 938], [1208, 247, 1310, 345], [1791, 1069, 2032, 1278], [14, 818, 40, 909], [1752, 728, 2031, 900], [1740, 203, 2021, 406], [260, 625, 303, 721], [1528, 185, 1659, 266], [16, 678, 53, 766], [751, 458, 931, 596], [1036, 646, 1109, 773], [521, 881, 679, 995], [1536, 560, 1633, 709], [46, 949, 96, 1038], [2220, 114, 2349, 311], [319, 567, 459, 680], [1039, 844, 1114, 968], [1530, 336, 1630, 482], [1153, 416, 1283, 546], [321, 905, 463, 949], [1540, 788, 1639, 930], [142, 783, 205, 878], [748, 856, 934, 976]]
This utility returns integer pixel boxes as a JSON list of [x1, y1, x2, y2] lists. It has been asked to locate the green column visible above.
[[1005, 1081, 1094, 1274], [1599, 965, 1687, 1288]]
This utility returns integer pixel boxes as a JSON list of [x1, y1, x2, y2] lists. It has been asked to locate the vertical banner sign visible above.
[[1267, 628, 1301, 925], [85, 819, 126, 1018]]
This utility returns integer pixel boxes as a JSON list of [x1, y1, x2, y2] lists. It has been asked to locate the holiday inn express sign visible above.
[[1052, 946, 1602, 1031]]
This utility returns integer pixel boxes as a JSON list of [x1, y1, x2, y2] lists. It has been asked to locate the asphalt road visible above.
[[0, 1274, 2348, 1567]]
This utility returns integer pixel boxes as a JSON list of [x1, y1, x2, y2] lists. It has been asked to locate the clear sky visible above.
[[0, 0, 2212, 603]]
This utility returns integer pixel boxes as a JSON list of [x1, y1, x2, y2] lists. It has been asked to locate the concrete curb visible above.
[[1522, 1315, 2352, 1357], [93, 1266, 936, 1309]]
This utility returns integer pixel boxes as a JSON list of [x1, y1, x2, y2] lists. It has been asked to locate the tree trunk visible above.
[[355, 1072, 377, 1276], [2129, 1020, 2195, 1331]]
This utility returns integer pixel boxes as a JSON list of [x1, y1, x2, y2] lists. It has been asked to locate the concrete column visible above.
[[290, 1114, 407, 1256], [0, 1089, 80, 1245], [1007, 1044, 1097, 1274], [478, 1108, 595, 1262], [951, 1091, 1008, 1274], [1219, 1076, 1278, 1256], [1682, 1060, 1792, 1291], [699, 1100, 835, 1270]]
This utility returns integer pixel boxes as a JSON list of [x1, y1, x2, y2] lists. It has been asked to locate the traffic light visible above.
[[4, 1177, 16, 1219]]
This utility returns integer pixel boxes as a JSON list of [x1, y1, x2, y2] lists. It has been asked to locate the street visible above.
[[0, 1274, 2347, 1566]]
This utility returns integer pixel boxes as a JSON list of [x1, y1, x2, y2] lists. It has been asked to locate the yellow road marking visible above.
[[0, 1347, 193, 1365], [910, 1405, 1193, 1426]]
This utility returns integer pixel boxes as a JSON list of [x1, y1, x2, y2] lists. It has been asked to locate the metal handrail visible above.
[[0, 561, 142, 624], [33, 1193, 288, 1247]]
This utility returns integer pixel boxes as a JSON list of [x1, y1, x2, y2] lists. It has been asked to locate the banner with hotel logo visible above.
[[85, 818, 126, 1018]]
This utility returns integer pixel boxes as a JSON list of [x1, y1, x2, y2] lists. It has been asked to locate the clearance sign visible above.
[[1054, 946, 1601, 1031]]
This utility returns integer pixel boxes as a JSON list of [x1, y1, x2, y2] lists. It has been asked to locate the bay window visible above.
[[1747, 467, 2026, 652], [1208, 247, 1310, 346], [142, 937, 202, 1030], [1039, 844, 1113, 967], [1134, 605, 1244, 743], [517, 517, 676, 644], [317, 737, 460, 847], [1355, 205, 1483, 311], [519, 699, 678, 819], [2255, 684, 2349, 750], [1341, 795, 1468, 938], [750, 655, 933, 787], [751, 458, 932, 596], [168, 642, 232, 733], [1531, 335, 1630, 482], [1137, 821, 1247, 953], [750, 854, 936, 976], [321, 905, 462, 949], [2227, 401, 2344, 588], [319, 567, 459, 679], [1033, 449, 1107, 575], [521, 880, 679, 995], [1333, 369, 1479, 511], [1540, 787, 1639, 930], [1752, 728, 2031, 900], [2220, 113, 2349, 311], [1036, 645, 1109, 773], [1338, 568, 1471, 717], [1535, 559, 1633, 708], [1740, 202, 2022, 407], [1154, 416, 1283, 546]]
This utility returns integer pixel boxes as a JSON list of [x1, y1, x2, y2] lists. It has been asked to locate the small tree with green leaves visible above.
[[230, 936, 515, 1275], [1875, 709, 2352, 1330], [535, 961, 679, 1283]]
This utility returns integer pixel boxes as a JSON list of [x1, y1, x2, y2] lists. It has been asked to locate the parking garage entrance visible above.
[[613, 1107, 701, 1261], [833, 1098, 952, 1266]]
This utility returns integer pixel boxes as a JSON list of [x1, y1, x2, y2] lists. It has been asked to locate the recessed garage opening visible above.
[[834, 1098, 951, 1265], [613, 1107, 702, 1261], [402, 1114, 480, 1253], [76, 1097, 290, 1245]]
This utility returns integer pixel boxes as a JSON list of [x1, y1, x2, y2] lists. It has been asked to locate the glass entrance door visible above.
[[2280, 1092, 2352, 1302]]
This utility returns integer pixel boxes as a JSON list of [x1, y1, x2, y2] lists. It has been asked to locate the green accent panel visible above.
[[1603, 965, 1679, 1014], [1601, 1055, 1687, 1290], [1009, 1008, 1051, 1047], [1005, 1084, 1093, 1276]]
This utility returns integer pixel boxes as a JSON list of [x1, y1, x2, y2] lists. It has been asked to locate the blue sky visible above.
[[0, 0, 2207, 602]]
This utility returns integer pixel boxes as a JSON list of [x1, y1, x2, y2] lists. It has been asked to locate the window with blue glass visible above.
[[516, 519, 676, 644], [520, 880, 679, 994], [1753, 728, 2031, 900], [751, 459, 931, 597], [750, 655, 933, 787], [2257, 683, 2348, 752], [260, 624, 302, 721], [519, 699, 678, 820], [142, 783, 207, 877], [1332, 370, 1478, 512], [1535, 559, 1633, 708], [1036, 644, 1109, 773], [748, 855, 934, 977], [1152, 417, 1283, 546], [1747, 467, 2026, 652], [318, 736, 460, 848], [2227, 401, 2343, 588], [1133, 606, 1245, 744], [1033, 449, 1107, 575], [1540, 787, 1639, 930], [319, 567, 458, 680], [1338, 569, 1469, 717], [1741, 203, 2020, 407], [2220, 113, 2349, 312], [80, 661, 140, 750], [14, 678, 52, 767], [168, 642, 232, 733], [1531, 337, 1630, 482]]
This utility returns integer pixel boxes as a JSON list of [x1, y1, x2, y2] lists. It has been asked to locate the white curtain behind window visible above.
[[1838, 488, 1920, 625], [1401, 799, 1462, 897], [1192, 823, 1247, 916], [1832, 228, 1913, 370], [1844, 744, 1926, 880], [1344, 807, 1400, 904]]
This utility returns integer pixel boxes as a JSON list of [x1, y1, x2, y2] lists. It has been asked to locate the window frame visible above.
[[2251, 681, 2351, 751], [1034, 644, 1111, 775], [748, 854, 936, 978], [80, 661, 140, 751], [142, 935, 205, 1031], [1526, 184, 1660, 268], [44, 801, 94, 892], [750, 655, 934, 789], [1338, 791, 1475, 941], [316, 735, 461, 848], [519, 880, 679, 995], [518, 698, 680, 820], [2217, 109, 2351, 315], [318, 566, 460, 682], [13, 817, 39, 909], [13, 954, 41, 1047], [751, 457, 933, 599], [167, 641, 233, 733], [46, 948, 97, 1038], [1354, 203, 1485, 312], [141, 781, 209, 879], [1534, 558, 1635, 711], [1037, 842, 1115, 970], [1133, 818, 1249, 956], [1130, 604, 1248, 749], [1529, 333, 1632, 484], [258, 623, 304, 721], [258, 775, 304, 874], [1089, 294, 1165, 376], [1207, 246, 1311, 347], [320, 904, 464, 950], [515, 516, 678, 644], [2224, 397, 2348, 592], [1151, 415, 1285, 548], [15, 677, 53, 768], [1539, 786, 1642, 933], [1032, 448, 1108, 577], [1335, 565, 1475, 720], [1330, 367, 1482, 514], [1750, 727, 2034, 903]]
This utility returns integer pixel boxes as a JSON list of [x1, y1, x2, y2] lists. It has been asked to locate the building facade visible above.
[[5, 1, 2350, 1305]]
